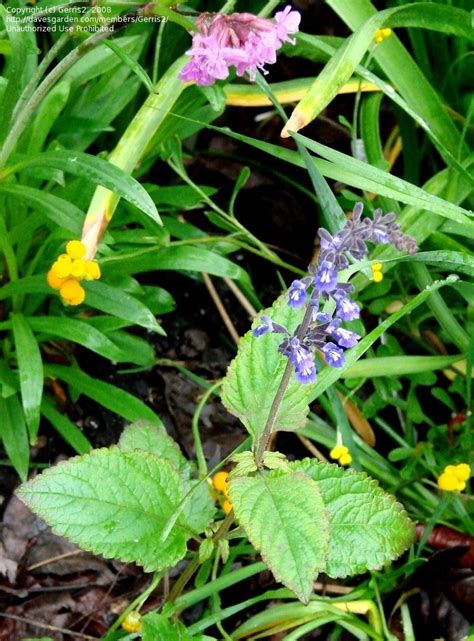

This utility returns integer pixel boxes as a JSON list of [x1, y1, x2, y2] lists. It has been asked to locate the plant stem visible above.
[[192, 380, 222, 478], [167, 511, 235, 606], [254, 303, 314, 467]]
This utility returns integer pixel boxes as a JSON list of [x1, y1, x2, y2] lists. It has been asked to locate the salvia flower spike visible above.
[[252, 203, 417, 384], [179, 6, 301, 86]]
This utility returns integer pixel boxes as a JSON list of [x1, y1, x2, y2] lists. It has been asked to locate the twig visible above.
[[27, 548, 82, 571], [223, 277, 258, 318], [0, 613, 98, 640], [296, 434, 328, 462], [203, 274, 240, 346]]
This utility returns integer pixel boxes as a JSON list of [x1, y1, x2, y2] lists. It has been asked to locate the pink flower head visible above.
[[179, 5, 301, 86]]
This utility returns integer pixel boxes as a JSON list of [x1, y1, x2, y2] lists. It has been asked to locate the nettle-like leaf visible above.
[[17, 448, 188, 572], [119, 421, 215, 535], [142, 613, 193, 640], [228, 470, 329, 603], [119, 420, 190, 474], [294, 459, 415, 578], [221, 294, 314, 440]]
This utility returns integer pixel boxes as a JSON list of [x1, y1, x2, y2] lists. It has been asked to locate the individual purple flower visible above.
[[252, 315, 274, 337], [294, 354, 317, 384], [331, 327, 360, 348], [322, 342, 345, 368], [334, 290, 360, 321], [179, 6, 301, 86], [288, 279, 307, 307], [315, 260, 338, 292]]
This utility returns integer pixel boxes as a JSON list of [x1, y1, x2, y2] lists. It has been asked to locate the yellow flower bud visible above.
[[59, 279, 85, 306], [329, 445, 347, 460], [70, 258, 87, 279], [445, 465, 457, 475], [84, 260, 101, 280], [51, 256, 72, 279], [212, 471, 229, 494], [454, 464, 470, 482], [339, 453, 352, 466], [66, 240, 86, 260], [372, 271, 383, 282], [372, 263, 383, 271], [47, 269, 66, 291], [437, 472, 461, 492], [221, 499, 233, 515], [374, 28, 392, 44], [121, 611, 142, 633]]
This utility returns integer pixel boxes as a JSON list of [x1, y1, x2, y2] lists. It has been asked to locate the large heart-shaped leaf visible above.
[[228, 470, 329, 603], [17, 448, 188, 571]]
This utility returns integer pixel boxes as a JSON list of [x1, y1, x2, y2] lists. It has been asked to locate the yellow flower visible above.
[[371, 262, 383, 282], [51, 255, 72, 279], [454, 463, 470, 482], [212, 471, 229, 494], [84, 260, 101, 280], [221, 499, 233, 515], [121, 611, 142, 634], [66, 240, 86, 260], [330, 444, 352, 467], [374, 28, 392, 44], [339, 453, 352, 466], [329, 445, 348, 460], [47, 269, 66, 291], [70, 258, 87, 279], [437, 463, 470, 492], [59, 279, 85, 306]]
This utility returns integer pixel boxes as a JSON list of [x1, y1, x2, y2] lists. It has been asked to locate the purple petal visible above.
[[322, 342, 345, 368]]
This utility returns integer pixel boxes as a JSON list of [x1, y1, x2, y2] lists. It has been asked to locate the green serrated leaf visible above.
[[118, 420, 188, 473], [17, 449, 188, 572], [228, 470, 329, 603], [293, 459, 415, 577], [118, 421, 215, 535], [221, 295, 313, 441], [142, 613, 193, 640]]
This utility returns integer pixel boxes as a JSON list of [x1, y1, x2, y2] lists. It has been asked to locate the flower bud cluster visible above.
[[252, 203, 417, 384], [47, 240, 101, 306], [179, 6, 300, 86]]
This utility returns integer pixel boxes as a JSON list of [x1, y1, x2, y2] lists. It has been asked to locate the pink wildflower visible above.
[[179, 6, 301, 86]]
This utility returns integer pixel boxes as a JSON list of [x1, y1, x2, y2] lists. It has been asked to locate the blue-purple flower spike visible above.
[[252, 203, 417, 384]]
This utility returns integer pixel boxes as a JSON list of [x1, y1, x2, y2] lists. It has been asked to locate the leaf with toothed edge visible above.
[[17, 448, 188, 572], [228, 470, 329, 603], [221, 294, 315, 441], [293, 459, 415, 577]]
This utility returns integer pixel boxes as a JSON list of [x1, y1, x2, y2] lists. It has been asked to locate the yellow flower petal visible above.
[[51, 257, 72, 279], [221, 499, 233, 515], [47, 269, 66, 290], [121, 611, 142, 634], [212, 471, 229, 494], [84, 260, 101, 280], [66, 240, 86, 260], [70, 258, 86, 279], [437, 472, 461, 492], [59, 279, 85, 306], [329, 445, 347, 460], [454, 463, 470, 482], [339, 453, 352, 466]]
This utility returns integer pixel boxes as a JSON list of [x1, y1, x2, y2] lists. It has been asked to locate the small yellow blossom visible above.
[[59, 279, 86, 306], [121, 611, 142, 634], [371, 262, 383, 282], [70, 258, 87, 279], [66, 240, 86, 260], [330, 444, 352, 466], [212, 471, 229, 495], [339, 453, 352, 466], [374, 28, 392, 44], [47, 270, 66, 291], [47, 240, 100, 305], [437, 463, 471, 492], [221, 499, 233, 515], [84, 260, 101, 280]]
